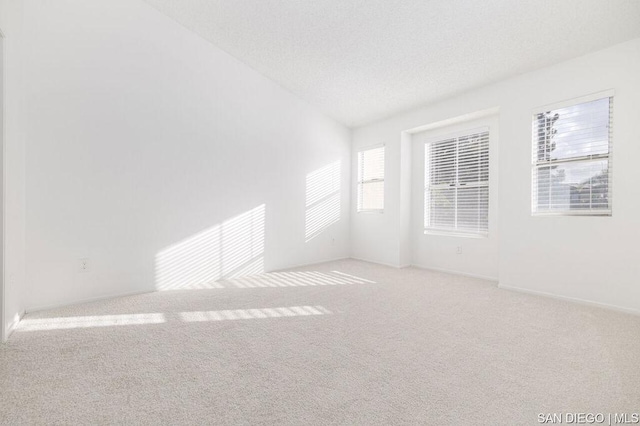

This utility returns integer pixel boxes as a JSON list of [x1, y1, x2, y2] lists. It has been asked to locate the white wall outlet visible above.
[[79, 258, 90, 272], [456, 246, 462, 255]]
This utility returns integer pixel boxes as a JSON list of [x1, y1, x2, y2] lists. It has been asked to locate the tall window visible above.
[[532, 94, 613, 215], [424, 129, 489, 236], [357, 146, 385, 212]]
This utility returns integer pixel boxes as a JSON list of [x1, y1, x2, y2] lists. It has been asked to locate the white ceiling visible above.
[[144, 0, 640, 127]]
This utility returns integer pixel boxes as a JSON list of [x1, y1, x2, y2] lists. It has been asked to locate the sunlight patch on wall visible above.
[[17, 313, 166, 332], [179, 305, 331, 322], [305, 161, 341, 242], [155, 205, 266, 290]]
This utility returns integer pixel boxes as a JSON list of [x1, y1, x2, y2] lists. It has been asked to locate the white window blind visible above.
[[424, 130, 489, 235], [357, 146, 385, 212], [532, 95, 612, 215]]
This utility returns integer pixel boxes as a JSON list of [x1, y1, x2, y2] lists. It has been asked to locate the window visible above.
[[532, 93, 613, 215], [357, 145, 385, 212], [424, 129, 489, 236]]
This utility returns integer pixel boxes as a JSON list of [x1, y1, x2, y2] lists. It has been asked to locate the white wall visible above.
[[351, 38, 640, 313], [6, 1, 640, 318], [0, 27, 3, 340], [0, 0, 27, 339], [20, 0, 351, 311]]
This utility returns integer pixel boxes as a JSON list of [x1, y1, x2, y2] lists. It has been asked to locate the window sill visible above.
[[357, 209, 384, 214], [532, 210, 612, 217], [424, 229, 488, 239]]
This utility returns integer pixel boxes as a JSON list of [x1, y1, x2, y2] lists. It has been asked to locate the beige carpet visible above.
[[1, 259, 639, 425]]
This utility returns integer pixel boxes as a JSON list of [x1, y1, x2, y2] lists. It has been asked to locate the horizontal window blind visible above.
[[425, 130, 489, 235], [357, 146, 385, 212], [532, 96, 612, 215]]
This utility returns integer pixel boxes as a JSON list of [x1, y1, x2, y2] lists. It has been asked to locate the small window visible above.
[[532, 94, 613, 216], [424, 129, 489, 236], [357, 146, 385, 212]]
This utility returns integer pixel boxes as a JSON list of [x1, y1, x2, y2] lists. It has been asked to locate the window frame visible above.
[[356, 144, 385, 213], [424, 127, 490, 237], [531, 90, 614, 217]]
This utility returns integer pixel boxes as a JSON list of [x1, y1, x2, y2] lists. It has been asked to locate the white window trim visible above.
[[424, 127, 490, 237], [532, 89, 614, 115], [357, 144, 385, 213], [531, 90, 614, 217]]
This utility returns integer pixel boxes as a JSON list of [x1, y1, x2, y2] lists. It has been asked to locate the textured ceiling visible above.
[[143, 0, 640, 127]]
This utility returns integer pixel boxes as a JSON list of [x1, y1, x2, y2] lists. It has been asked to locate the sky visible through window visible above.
[[549, 98, 609, 185]]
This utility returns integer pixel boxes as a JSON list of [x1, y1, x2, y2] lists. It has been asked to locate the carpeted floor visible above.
[[1, 259, 639, 425]]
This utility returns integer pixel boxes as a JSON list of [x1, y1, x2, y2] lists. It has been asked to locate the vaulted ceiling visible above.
[[144, 0, 640, 127]]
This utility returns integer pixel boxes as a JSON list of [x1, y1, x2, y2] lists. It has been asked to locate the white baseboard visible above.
[[6, 257, 421, 325], [25, 289, 152, 314], [4, 310, 25, 342], [349, 256, 409, 269], [499, 283, 640, 316], [23, 257, 352, 314], [272, 256, 350, 272], [411, 263, 499, 282]]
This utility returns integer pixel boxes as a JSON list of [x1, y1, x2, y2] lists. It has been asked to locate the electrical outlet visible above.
[[79, 258, 89, 272], [456, 246, 462, 255]]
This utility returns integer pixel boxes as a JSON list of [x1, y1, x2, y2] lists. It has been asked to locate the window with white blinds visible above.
[[424, 130, 489, 236], [532, 94, 613, 216], [357, 146, 385, 212]]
